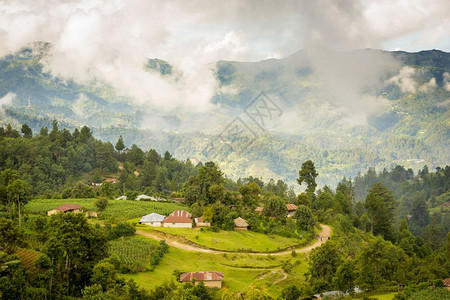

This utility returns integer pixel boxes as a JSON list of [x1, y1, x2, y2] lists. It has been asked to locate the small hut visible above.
[[234, 217, 249, 231], [443, 278, 450, 291], [180, 271, 224, 288], [286, 204, 298, 217], [194, 217, 211, 227], [47, 204, 82, 216]]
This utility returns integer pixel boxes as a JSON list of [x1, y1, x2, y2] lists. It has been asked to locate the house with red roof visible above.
[[163, 210, 193, 228], [180, 271, 224, 288], [443, 277, 450, 291], [47, 203, 83, 216], [286, 204, 298, 217]]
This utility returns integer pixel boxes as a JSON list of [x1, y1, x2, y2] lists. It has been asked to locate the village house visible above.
[[286, 204, 298, 217], [135, 194, 151, 201], [139, 213, 165, 227], [115, 195, 127, 200], [254, 207, 263, 215], [85, 211, 98, 218], [443, 278, 450, 291], [180, 271, 224, 288], [172, 197, 185, 203], [47, 203, 83, 216], [163, 210, 193, 228], [194, 217, 211, 227], [104, 178, 117, 184], [234, 217, 249, 231]]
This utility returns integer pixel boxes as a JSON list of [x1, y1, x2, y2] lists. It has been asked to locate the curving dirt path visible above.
[[136, 224, 331, 256]]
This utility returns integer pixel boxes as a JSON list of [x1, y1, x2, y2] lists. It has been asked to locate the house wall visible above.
[[234, 226, 248, 231], [164, 222, 192, 228], [47, 210, 58, 216], [196, 222, 211, 227], [142, 221, 163, 227]]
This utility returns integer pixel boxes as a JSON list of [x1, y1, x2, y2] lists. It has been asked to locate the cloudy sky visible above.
[[1, 0, 449, 112]]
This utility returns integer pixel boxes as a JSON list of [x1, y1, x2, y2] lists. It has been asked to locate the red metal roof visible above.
[[54, 203, 82, 212], [443, 278, 450, 286], [180, 271, 224, 282], [163, 210, 192, 223], [286, 204, 298, 211]]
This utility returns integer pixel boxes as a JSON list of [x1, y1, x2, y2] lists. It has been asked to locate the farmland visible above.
[[109, 236, 161, 272], [26, 198, 187, 221], [123, 244, 310, 298], [139, 225, 307, 253]]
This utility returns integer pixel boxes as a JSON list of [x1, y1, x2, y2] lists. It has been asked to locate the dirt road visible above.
[[136, 224, 331, 255]]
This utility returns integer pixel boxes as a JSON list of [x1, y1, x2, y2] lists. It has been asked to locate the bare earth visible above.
[[136, 224, 331, 255]]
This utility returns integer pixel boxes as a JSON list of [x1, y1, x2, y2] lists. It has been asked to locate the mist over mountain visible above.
[[0, 43, 449, 187]]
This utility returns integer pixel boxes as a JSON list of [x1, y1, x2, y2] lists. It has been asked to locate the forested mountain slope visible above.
[[0, 43, 449, 186]]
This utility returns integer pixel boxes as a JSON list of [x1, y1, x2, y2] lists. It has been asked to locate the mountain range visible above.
[[1, 42, 449, 188]]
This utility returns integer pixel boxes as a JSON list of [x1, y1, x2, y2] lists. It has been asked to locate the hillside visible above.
[[0, 44, 449, 187]]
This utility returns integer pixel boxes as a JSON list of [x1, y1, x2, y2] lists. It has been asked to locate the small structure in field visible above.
[[104, 178, 117, 184], [140, 213, 165, 226], [443, 278, 450, 291], [194, 217, 211, 227], [135, 194, 151, 201], [163, 210, 193, 228], [286, 204, 298, 217], [234, 217, 249, 231], [47, 203, 83, 216], [254, 207, 263, 215], [172, 197, 185, 203], [85, 211, 98, 218], [180, 271, 224, 288], [116, 195, 127, 200]]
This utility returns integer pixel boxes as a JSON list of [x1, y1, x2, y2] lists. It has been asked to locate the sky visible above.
[[0, 0, 449, 114]]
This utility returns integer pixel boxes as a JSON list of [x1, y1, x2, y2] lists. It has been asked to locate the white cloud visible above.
[[444, 72, 450, 91], [388, 66, 417, 93], [0, 92, 15, 114]]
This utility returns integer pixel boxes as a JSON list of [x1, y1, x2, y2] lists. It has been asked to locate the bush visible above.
[[95, 197, 109, 212], [109, 222, 136, 240]]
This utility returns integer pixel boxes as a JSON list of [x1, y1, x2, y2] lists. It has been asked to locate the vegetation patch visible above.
[[109, 235, 168, 273]]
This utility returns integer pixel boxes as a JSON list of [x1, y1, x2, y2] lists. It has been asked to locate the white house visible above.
[[139, 213, 165, 227], [135, 194, 151, 201], [116, 195, 127, 200], [163, 210, 193, 228]]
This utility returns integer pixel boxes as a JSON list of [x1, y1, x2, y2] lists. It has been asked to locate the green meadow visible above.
[[139, 225, 306, 253]]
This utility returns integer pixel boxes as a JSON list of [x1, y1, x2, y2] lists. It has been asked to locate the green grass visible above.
[[122, 244, 310, 298], [26, 198, 187, 221], [138, 225, 305, 253], [109, 236, 160, 272]]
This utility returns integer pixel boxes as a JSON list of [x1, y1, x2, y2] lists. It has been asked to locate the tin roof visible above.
[[163, 210, 192, 223], [140, 213, 165, 223], [286, 204, 298, 211], [54, 203, 82, 212], [180, 271, 224, 282]]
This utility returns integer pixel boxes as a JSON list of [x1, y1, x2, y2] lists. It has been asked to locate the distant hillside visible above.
[[0, 44, 449, 187]]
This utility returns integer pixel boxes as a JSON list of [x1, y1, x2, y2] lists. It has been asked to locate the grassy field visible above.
[[138, 225, 306, 252], [123, 244, 309, 298], [26, 198, 187, 221]]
